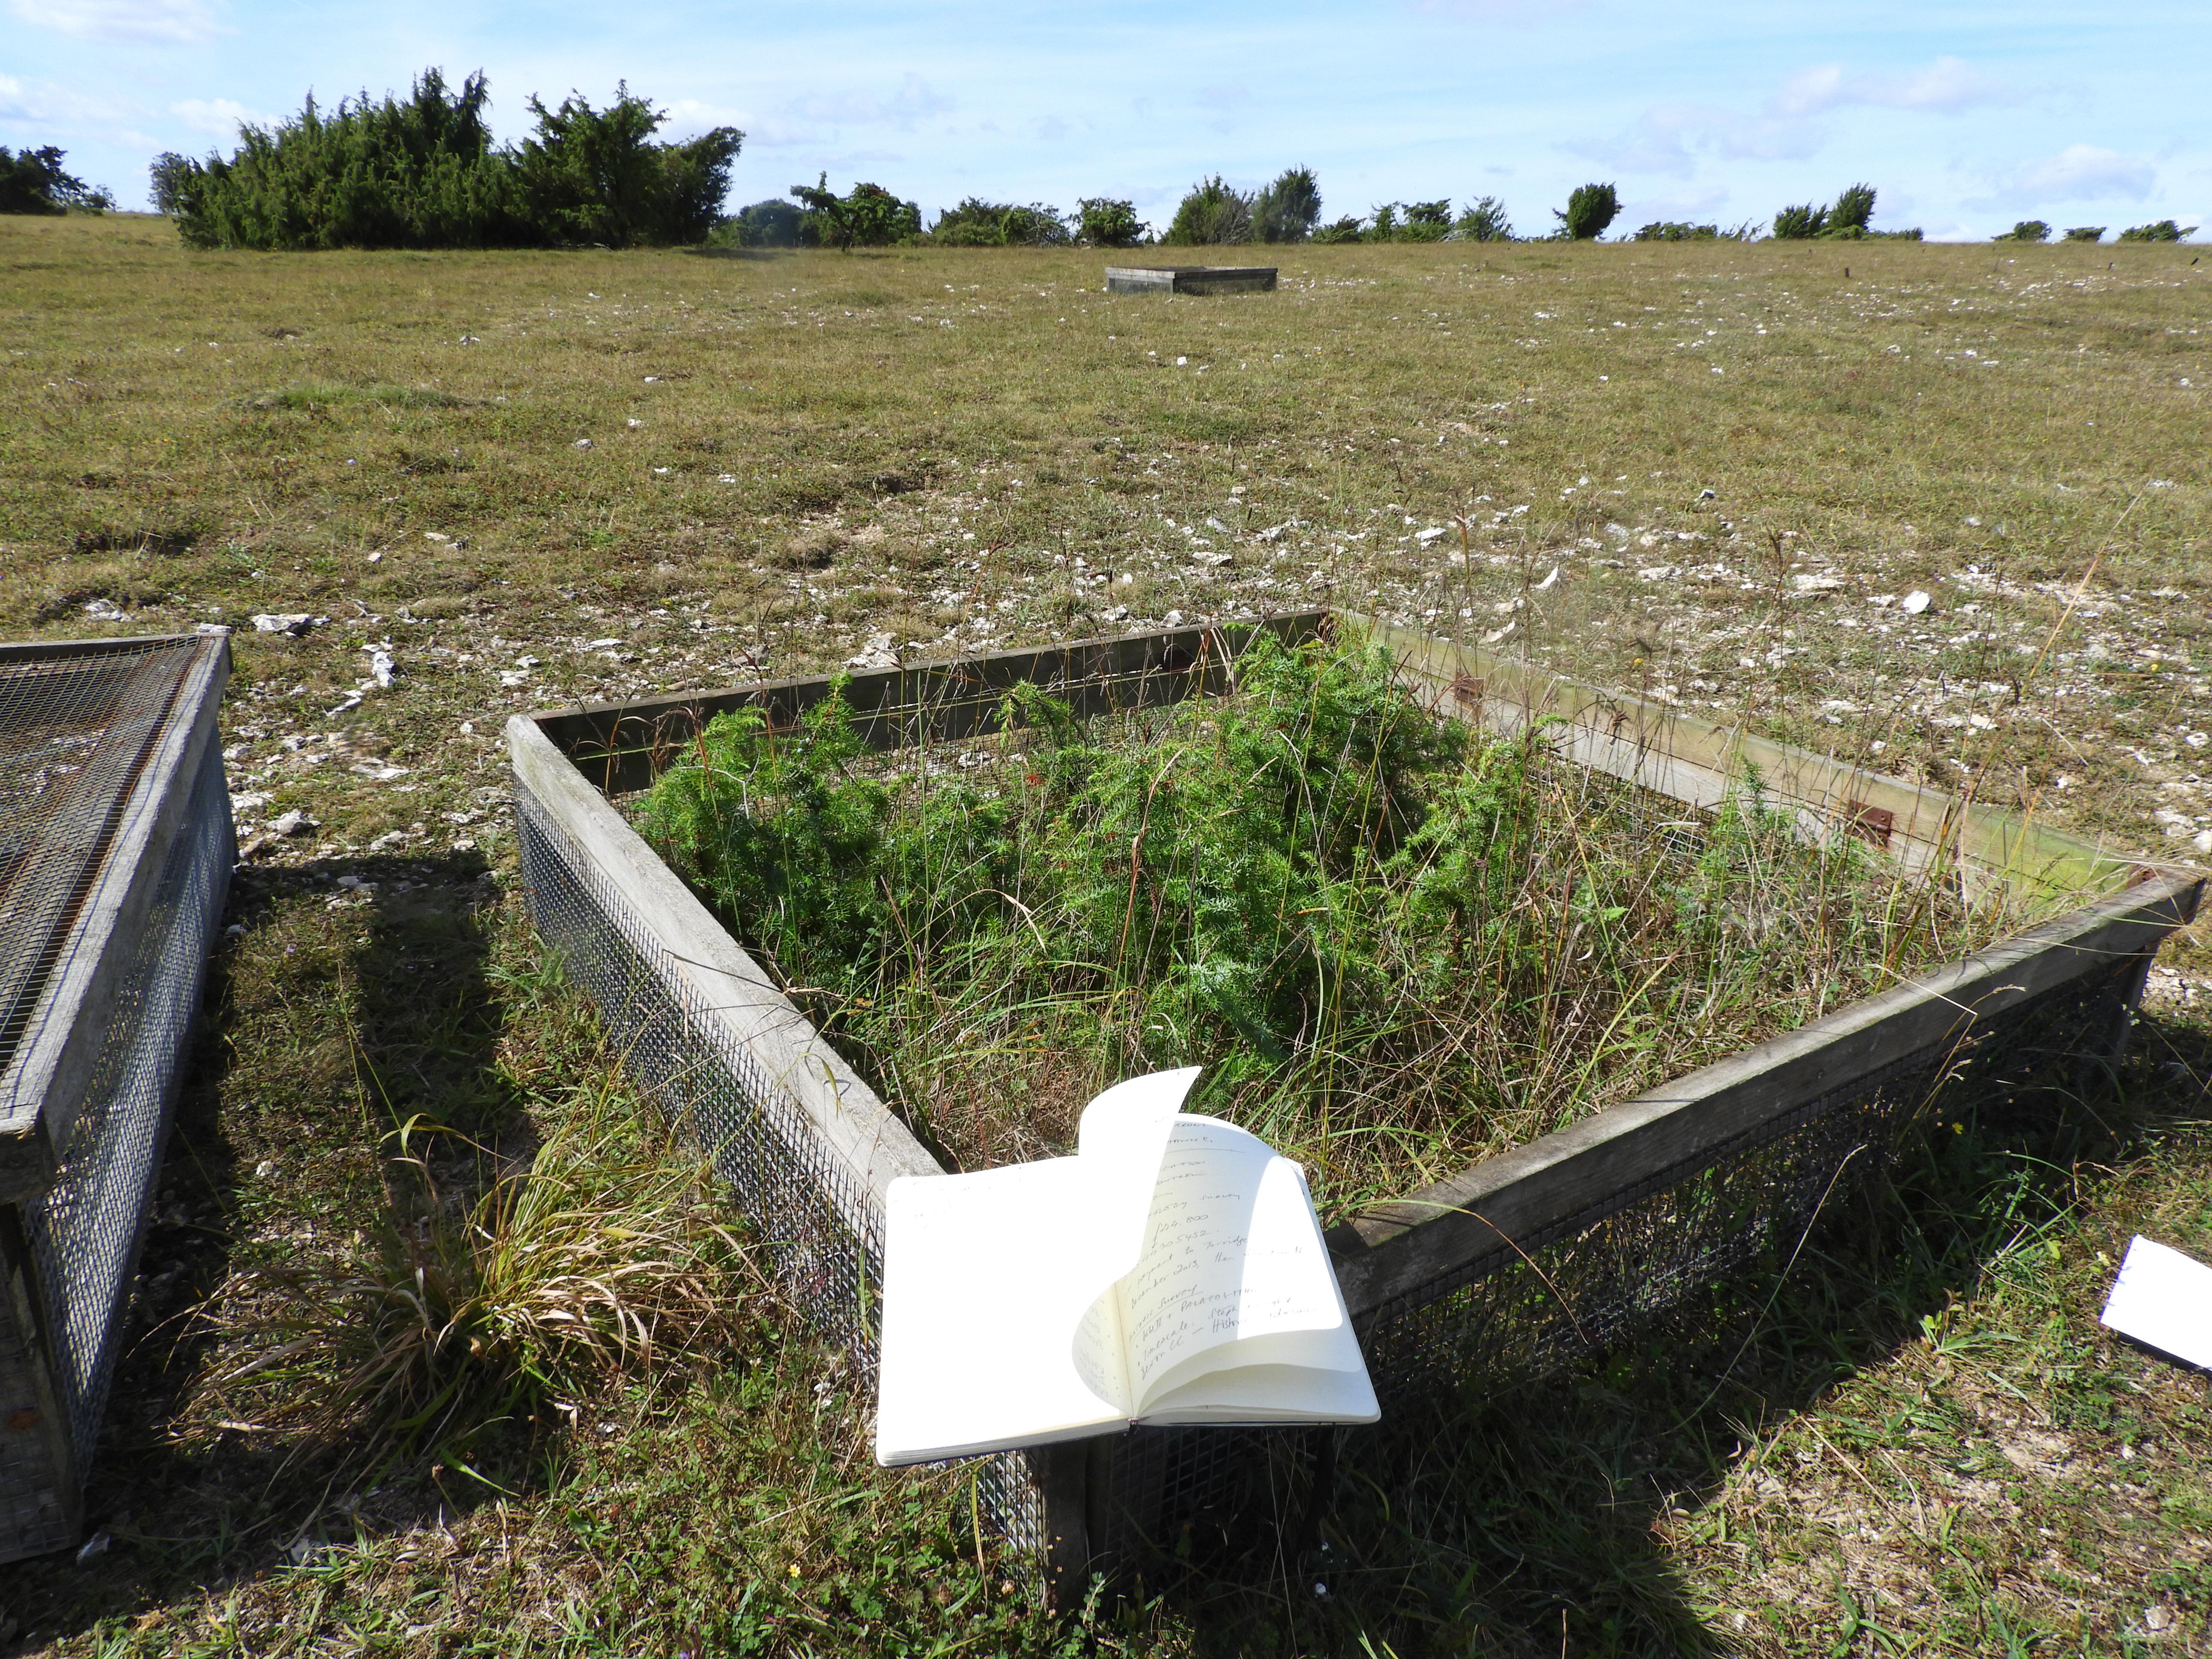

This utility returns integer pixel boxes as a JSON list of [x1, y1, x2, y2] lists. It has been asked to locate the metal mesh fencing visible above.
[[2, 725, 231, 1563], [27, 741, 235, 1459], [1353, 952, 2142, 1405], [1076, 951, 2148, 1571], [0, 639, 199, 1081], [511, 767, 1050, 1558]]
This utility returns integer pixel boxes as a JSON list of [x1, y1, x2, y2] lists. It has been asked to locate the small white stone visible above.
[[1901, 590, 1932, 614]]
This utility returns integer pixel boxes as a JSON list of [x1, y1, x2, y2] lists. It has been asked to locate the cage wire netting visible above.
[[0, 640, 199, 1083], [1, 636, 233, 1564], [512, 781, 1055, 1555], [509, 633, 2171, 1589]]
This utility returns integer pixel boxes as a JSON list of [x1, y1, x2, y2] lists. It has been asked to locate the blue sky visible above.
[[4, 0, 2206, 239]]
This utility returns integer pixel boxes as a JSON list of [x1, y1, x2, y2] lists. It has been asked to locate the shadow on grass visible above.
[[1133, 1013, 2212, 1659], [7, 847, 521, 1643]]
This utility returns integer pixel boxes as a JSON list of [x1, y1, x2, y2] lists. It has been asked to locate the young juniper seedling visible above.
[[643, 634, 2019, 1219]]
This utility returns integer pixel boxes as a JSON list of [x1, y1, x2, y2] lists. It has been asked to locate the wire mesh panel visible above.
[[0, 639, 198, 1084], [1355, 954, 2145, 1406], [507, 618, 2195, 1597], [0, 634, 231, 1565], [512, 767, 1053, 1552], [27, 743, 234, 1461]]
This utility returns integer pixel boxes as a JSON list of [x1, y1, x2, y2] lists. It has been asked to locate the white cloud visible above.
[[1567, 104, 1822, 177], [1776, 56, 2014, 117], [786, 74, 952, 133], [10, 0, 219, 44], [1620, 186, 1730, 223], [0, 70, 117, 127], [171, 96, 266, 135], [1196, 82, 1249, 134], [1975, 143, 2155, 204]]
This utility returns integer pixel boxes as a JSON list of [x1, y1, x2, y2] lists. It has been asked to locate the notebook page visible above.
[[874, 1156, 1130, 1465], [1076, 1065, 1202, 1272], [2099, 1234, 2212, 1369], [1118, 1117, 1348, 1407]]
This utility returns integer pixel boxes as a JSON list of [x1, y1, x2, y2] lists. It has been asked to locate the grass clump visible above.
[[642, 632, 2013, 1216], [220, 1072, 751, 1469]]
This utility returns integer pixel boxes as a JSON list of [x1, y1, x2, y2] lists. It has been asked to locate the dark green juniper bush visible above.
[[1557, 181, 1621, 240], [1161, 175, 1255, 245], [790, 173, 924, 250], [0, 143, 114, 215], [643, 634, 2020, 1217], [1252, 166, 1323, 244], [157, 67, 741, 250]]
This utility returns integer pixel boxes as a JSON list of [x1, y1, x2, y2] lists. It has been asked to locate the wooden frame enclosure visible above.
[[506, 611, 2197, 1601]]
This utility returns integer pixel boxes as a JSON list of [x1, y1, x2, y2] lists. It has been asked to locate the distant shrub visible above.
[[1997, 220, 2052, 242], [2118, 219, 2193, 242], [1312, 215, 1364, 244], [929, 198, 1070, 246], [2, 145, 114, 215], [1401, 200, 1452, 241], [1830, 182, 1876, 234], [1865, 227, 1924, 241], [1162, 175, 1253, 244], [1253, 166, 1321, 243], [1076, 197, 1145, 247], [1452, 195, 1512, 242], [791, 174, 922, 250], [1557, 183, 1619, 240], [2062, 225, 2105, 242], [1772, 202, 1828, 239], [148, 151, 195, 215], [160, 68, 739, 250], [718, 198, 801, 247], [513, 84, 742, 247], [1633, 221, 1719, 241]]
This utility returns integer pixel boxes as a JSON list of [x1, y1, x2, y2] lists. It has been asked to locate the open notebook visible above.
[[875, 1068, 1379, 1467]]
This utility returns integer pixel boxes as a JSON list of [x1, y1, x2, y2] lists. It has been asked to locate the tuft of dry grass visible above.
[[209, 1073, 753, 1471]]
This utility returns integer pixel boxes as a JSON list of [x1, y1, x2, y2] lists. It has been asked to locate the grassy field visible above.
[[2, 212, 2209, 1656]]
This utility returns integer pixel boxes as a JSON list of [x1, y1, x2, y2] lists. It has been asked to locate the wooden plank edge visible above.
[[0, 631, 210, 664], [1351, 614, 2151, 902], [1330, 868, 2201, 1317], [506, 715, 944, 1217], [527, 615, 1331, 795], [0, 636, 228, 1202]]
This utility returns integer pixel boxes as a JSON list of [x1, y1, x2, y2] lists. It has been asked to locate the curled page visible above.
[[1075, 1065, 1203, 1275]]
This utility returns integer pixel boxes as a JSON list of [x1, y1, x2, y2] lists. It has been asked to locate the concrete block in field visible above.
[[1104, 265, 1277, 295]]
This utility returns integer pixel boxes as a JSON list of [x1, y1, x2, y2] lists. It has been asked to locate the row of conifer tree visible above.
[[3, 69, 2197, 251]]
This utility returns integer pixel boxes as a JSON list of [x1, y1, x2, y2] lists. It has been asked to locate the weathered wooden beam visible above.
[[1353, 614, 2143, 905], [529, 615, 1328, 795], [1327, 869, 2203, 1319]]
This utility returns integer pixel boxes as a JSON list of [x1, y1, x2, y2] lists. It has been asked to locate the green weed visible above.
[[642, 631, 2019, 1214]]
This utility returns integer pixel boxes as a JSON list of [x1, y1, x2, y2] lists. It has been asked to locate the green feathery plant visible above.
[[642, 633, 2017, 1218]]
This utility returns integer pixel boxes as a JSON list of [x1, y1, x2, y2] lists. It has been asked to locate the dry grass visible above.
[[1, 212, 2209, 1656]]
